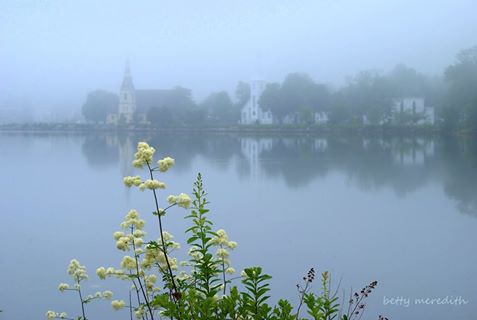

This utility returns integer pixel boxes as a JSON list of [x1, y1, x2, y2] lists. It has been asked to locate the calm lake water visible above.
[[1, 131, 476, 319]]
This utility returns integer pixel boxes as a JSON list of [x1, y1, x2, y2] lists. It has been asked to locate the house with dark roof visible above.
[[107, 62, 180, 124]]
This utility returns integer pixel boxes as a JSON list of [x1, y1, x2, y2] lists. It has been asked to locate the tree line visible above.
[[82, 46, 477, 132]]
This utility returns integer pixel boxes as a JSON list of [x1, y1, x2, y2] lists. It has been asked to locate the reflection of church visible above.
[[102, 135, 135, 177], [240, 138, 273, 178], [118, 136, 135, 178]]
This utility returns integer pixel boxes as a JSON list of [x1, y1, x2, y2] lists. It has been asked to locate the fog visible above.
[[1, 0, 476, 111]]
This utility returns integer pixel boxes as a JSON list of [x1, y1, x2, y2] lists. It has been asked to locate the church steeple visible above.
[[118, 59, 136, 123], [121, 59, 135, 91]]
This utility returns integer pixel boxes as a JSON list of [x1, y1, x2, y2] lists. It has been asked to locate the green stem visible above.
[[77, 281, 86, 320], [131, 227, 154, 320], [147, 163, 179, 300]]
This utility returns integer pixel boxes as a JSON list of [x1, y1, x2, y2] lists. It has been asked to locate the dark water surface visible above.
[[1, 132, 476, 319]]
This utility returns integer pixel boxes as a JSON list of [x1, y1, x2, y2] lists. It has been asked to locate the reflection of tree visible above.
[[440, 137, 477, 215], [81, 132, 241, 173], [81, 135, 119, 168], [148, 133, 240, 171], [259, 138, 330, 187], [256, 136, 436, 194], [79, 132, 477, 217], [338, 137, 435, 195]]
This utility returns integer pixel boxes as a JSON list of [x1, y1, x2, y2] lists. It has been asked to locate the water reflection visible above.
[[440, 137, 477, 215], [80, 133, 477, 216], [81, 135, 119, 169]]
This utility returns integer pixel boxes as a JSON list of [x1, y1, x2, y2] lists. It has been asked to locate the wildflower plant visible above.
[[46, 259, 113, 320], [47, 141, 385, 320]]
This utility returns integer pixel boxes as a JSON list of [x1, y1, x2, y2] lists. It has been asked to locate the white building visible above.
[[314, 111, 329, 124], [392, 97, 435, 125], [107, 61, 176, 125], [240, 80, 273, 125], [107, 61, 136, 124], [282, 111, 329, 125]]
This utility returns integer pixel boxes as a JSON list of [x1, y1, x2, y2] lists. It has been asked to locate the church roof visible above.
[[120, 60, 135, 90], [121, 76, 134, 91], [136, 90, 178, 112]]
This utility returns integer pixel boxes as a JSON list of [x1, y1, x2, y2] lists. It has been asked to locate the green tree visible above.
[[443, 46, 477, 132], [147, 106, 175, 127], [200, 91, 239, 124], [169, 86, 196, 110], [337, 71, 393, 125], [81, 90, 118, 123], [260, 73, 331, 124], [259, 83, 284, 123], [388, 64, 427, 97], [281, 73, 329, 123], [182, 107, 207, 126], [328, 92, 354, 125]]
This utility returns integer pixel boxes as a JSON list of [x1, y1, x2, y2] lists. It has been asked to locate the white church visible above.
[[240, 79, 273, 125], [107, 61, 178, 125], [107, 61, 136, 124]]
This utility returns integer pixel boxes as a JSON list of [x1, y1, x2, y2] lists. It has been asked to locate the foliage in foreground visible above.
[[46, 142, 387, 320]]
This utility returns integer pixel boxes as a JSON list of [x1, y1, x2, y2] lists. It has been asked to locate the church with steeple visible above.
[[118, 61, 136, 123], [107, 61, 178, 125], [107, 61, 137, 124]]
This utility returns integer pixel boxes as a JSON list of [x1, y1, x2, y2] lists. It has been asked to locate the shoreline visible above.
[[0, 123, 449, 137]]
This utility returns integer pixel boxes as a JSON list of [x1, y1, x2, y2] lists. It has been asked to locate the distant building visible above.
[[240, 79, 273, 125], [314, 111, 329, 125], [107, 61, 179, 125], [107, 61, 136, 124], [391, 97, 435, 125], [361, 97, 435, 125], [282, 111, 329, 125]]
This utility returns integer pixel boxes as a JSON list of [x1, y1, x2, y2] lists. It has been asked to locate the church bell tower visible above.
[[118, 60, 136, 123]]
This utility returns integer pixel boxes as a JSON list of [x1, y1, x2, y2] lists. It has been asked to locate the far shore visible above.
[[1, 122, 473, 137]]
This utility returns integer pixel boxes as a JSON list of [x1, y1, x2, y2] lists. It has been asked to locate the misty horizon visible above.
[[1, 0, 476, 111]]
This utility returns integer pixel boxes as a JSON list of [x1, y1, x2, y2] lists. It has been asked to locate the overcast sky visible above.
[[1, 0, 476, 109]]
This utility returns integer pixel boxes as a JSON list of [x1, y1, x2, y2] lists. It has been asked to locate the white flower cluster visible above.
[[157, 156, 175, 172], [124, 176, 167, 191], [67, 259, 88, 282], [210, 229, 238, 275], [142, 179, 166, 191], [120, 255, 136, 270], [58, 283, 69, 292], [145, 274, 158, 292], [167, 193, 192, 209], [96, 266, 126, 279], [83, 290, 114, 302], [142, 233, 179, 270], [123, 175, 142, 187], [210, 229, 238, 249], [111, 299, 125, 310], [132, 142, 155, 168], [45, 311, 67, 319]]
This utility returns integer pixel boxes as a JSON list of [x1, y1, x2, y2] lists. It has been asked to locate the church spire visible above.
[[121, 59, 134, 91], [118, 59, 137, 124]]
